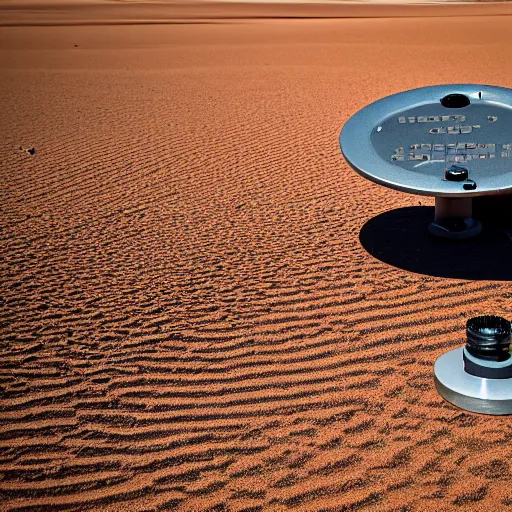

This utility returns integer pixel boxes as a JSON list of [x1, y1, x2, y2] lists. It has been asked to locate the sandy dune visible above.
[[2, 0, 512, 25], [2, 3, 512, 512]]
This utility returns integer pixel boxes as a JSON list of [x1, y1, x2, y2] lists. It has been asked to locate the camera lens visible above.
[[466, 315, 511, 361]]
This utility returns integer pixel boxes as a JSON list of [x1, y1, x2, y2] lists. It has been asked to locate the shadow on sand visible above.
[[359, 203, 512, 281]]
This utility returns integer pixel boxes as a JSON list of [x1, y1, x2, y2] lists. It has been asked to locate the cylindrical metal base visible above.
[[428, 197, 482, 239], [434, 197, 473, 220], [434, 347, 512, 415]]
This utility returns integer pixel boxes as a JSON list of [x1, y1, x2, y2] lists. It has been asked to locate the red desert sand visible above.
[[2, 1, 512, 511]]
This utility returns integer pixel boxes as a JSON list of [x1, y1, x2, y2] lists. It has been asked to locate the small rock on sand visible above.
[[19, 146, 36, 155]]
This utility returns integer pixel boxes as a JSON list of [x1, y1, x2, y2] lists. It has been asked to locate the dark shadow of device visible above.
[[359, 196, 512, 281]]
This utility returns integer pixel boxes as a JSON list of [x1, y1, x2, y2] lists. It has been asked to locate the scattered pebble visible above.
[[19, 146, 36, 156]]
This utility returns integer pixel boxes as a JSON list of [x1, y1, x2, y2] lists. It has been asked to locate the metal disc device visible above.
[[434, 316, 512, 415], [340, 84, 512, 238]]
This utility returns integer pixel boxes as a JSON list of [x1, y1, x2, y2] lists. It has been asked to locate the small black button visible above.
[[441, 93, 470, 108], [445, 165, 468, 182], [463, 180, 477, 190]]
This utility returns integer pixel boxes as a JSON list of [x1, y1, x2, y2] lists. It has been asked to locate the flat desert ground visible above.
[[2, 2, 512, 511]]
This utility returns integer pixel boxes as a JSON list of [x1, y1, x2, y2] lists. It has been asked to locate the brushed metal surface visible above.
[[434, 347, 512, 415], [340, 84, 512, 197]]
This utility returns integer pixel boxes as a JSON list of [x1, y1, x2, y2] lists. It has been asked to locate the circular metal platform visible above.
[[340, 84, 512, 198], [434, 347, 512, 415]]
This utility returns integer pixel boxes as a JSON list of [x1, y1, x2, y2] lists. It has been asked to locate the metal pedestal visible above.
[[428, 197, 482, 239]]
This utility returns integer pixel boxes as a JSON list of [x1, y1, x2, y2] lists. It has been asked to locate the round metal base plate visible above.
[[428, 218, 482, 239], [434, 347, 512, 415]]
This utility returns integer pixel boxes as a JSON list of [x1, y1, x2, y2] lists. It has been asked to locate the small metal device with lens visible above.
[[434, 315, 512, 415]]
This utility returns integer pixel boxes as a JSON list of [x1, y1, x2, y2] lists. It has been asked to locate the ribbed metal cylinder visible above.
[[466, 315, 511, 362]]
